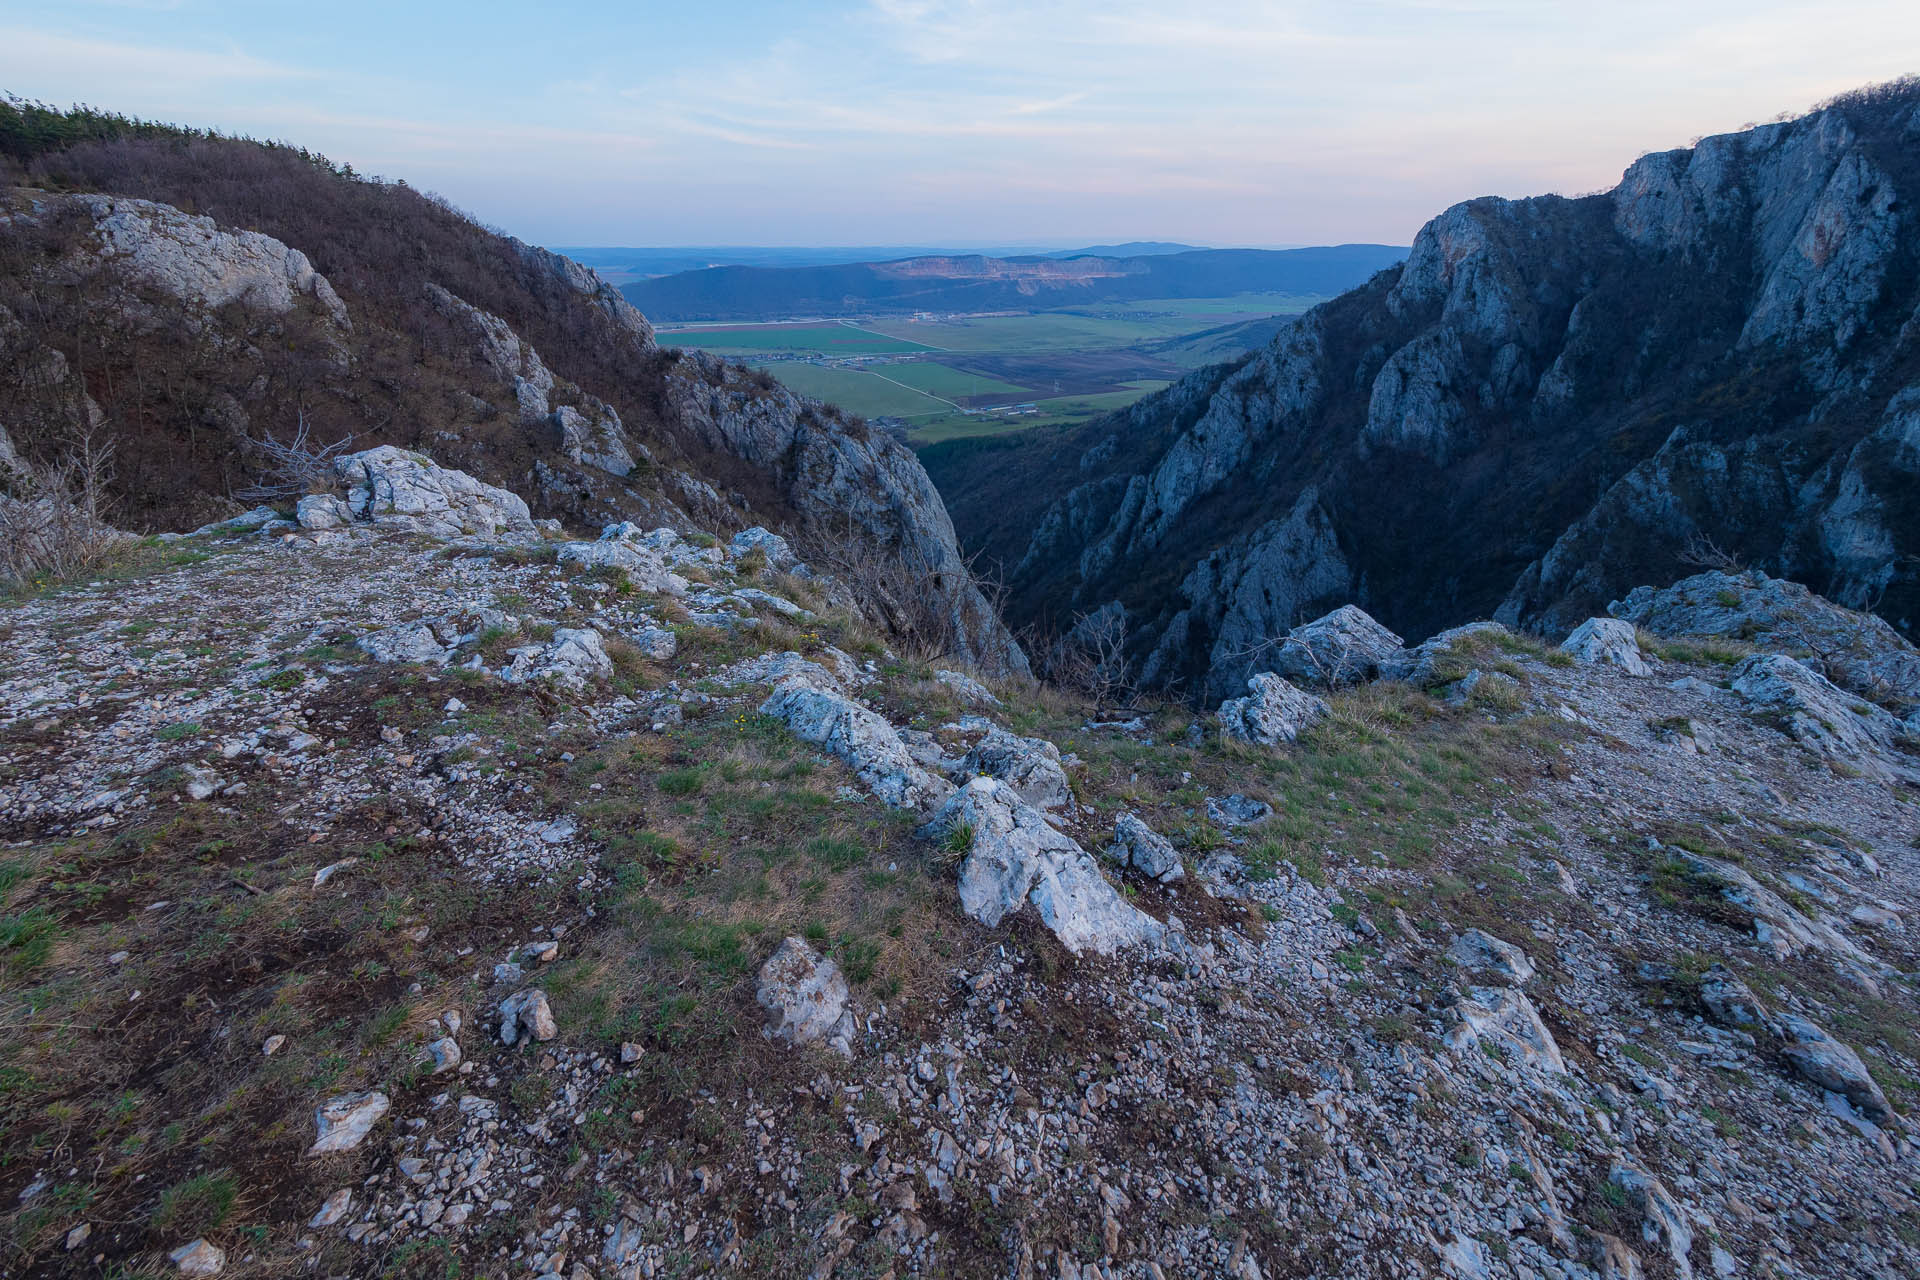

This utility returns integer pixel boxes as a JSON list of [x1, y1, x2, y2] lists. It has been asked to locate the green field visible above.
[[656, 321, 932, 355], [750, 362, 952, 418], [660, 296, 1321, 444], [877, 360, 1031, 401]]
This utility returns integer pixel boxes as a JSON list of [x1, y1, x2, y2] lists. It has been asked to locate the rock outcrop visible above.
[[327, 446, 537, 541], [921, 778, 1164, 957], [1613, 569, 1920, 711], [932, 84, 1920, 697]]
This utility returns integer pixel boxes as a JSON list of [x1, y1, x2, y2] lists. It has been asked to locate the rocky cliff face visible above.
[[933, 81, 1920, 698], [0, 137, 1024, 675]]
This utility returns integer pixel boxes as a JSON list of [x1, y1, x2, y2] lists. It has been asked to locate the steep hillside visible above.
[[621, 244, 1406, 322], [933, 81, 1920, 699], [0, 100, 1024, 675], [2, 468, 1916, 1279]]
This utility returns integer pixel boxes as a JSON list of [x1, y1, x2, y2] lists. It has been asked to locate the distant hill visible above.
[[1039, 241, 1203, 258], [623, 244, 1408, 322]]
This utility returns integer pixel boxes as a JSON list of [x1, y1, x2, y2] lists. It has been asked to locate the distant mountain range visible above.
[[552, 242, 1212, 280], [618, 244, 1407, 322]]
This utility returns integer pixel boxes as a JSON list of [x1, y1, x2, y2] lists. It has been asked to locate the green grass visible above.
[[656, 321, 933, 355]]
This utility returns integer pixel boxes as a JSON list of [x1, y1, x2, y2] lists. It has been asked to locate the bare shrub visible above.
[[0, 430, 122, 590], [811, 521, 961, 663], [1676, 533, 1745, 573], [1051, 606, 1137, 709], [236, 411, 354, 500]]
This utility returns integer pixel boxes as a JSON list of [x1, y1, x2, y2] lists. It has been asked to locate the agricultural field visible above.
[[657, 295, 1322, 443], [652, 320, 932, 355], [746, 362, 954, 420]]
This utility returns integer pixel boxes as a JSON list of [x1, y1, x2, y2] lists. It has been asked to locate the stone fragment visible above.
[[920, 777, 1163, 956], [760, 675, 953, 810], [1447, 928, 1535, 987], [501, 628, 612, 691], [333, 445, 535, 540], [1608, 1160, 1693, 1280], [1205, 793, 1272, 827], [1697, 963, 1770, 1031], [307, 1090, 390, 1155], [1612, 569, 1920, 710], [1778, 1015, 1894, 1123], [498, 989, 558, 1046], [1445, 987, 1565, 1074], [962, 726, 1073, 810], [1729, 653, 1911, 779], [1268, 604, 1405, 686], [358, 622, 450, 666], [1108, 813, 1184, 882], [169, 1239, 226, 1276], [755, 937, 854, 1054], [934, 668, 1002, 707], [425, 1036, 462, 1074], [310, 1189, 353, 1228]]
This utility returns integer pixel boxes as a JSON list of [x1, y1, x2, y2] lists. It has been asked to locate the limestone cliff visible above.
[[930, 80, 1920, 697]]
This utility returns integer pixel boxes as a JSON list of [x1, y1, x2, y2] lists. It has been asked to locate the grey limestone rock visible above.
[[755, 936, 854, 1054], [1217, 672, 1329, 746], [1108, 813, 1184, 883], [920, 777, 1164, 956]]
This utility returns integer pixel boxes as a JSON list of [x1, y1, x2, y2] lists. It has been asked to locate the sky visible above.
[[1, 1, 1915, 249]]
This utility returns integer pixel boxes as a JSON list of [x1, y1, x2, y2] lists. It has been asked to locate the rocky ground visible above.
[[2, 454, 1916, 1280]]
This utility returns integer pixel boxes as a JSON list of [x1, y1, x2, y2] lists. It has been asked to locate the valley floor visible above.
[[1, 521, 1916, 1280]]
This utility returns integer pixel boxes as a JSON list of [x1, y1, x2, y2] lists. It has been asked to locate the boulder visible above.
[[626, 624, 678, 661], [1444, 987, 1565, 1074], [1778, 1016, 1895, 1123], [1268, 604, 1405, 686], [358, 622, 450, 666], [333, 445, 535, 540], [921, 777, 1164, 956], [1447, 928, 1535, 987], [761, 676, 953, 811], [1697, 963, 1770, 1031], [498, 988, 557, 1045], [1560, 617, 1648, 676], [307, 1090, 390, 1155], [1674, 851, 1879, 967], [730, 527, 803, 573], [1217, 672, 1330, 746], [556, 525, 689, 595], [1108, 813, 1184, 882], [295, 493, 354, 531], [934, 669, 1002, 708], [962, 726, 1074, 810], [1612, 569, 1920, 710], [551, 402, 635, 476], [755, 937, 854, 1054]]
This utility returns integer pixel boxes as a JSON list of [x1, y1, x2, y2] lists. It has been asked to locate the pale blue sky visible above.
[[2, 1, 1913, 248]]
